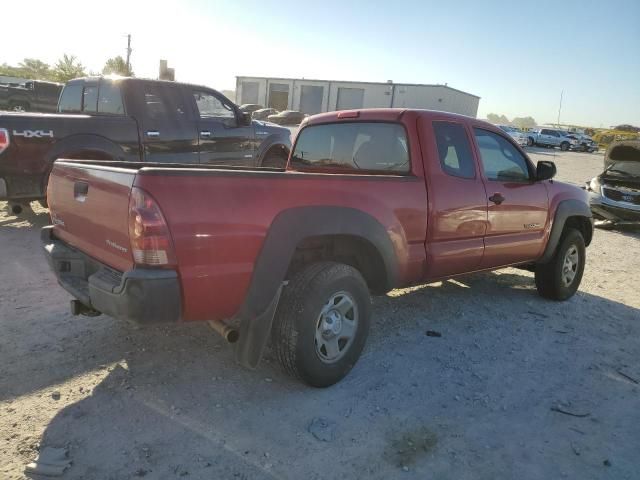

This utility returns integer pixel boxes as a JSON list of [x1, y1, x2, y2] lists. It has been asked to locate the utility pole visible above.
[[125, 34, 132, 75], [557, 90, 563, 128]]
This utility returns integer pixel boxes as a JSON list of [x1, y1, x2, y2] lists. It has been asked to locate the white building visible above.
[[236, 76, 480, 117]]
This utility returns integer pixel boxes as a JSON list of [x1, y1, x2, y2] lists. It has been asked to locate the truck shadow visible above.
[[21, 269, 640, 479]]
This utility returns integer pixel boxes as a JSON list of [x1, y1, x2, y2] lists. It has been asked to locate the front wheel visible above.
[[535, 228, 585, 300], [560, 142, 570, 151], [527, 137, 534, 147], [271, 261, 371, 387]]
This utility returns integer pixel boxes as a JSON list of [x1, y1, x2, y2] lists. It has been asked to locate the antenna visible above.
[[557, 90, 563, 128], [125, 34, 132, 75]]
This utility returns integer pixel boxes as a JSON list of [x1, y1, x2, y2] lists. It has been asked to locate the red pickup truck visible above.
[[42, 109, 593, 387]]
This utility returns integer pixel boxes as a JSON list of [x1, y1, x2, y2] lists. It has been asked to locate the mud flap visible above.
[[234, 284, 283, 369]]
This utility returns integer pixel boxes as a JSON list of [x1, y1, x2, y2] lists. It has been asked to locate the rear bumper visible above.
[[41, 226, 181, 323]]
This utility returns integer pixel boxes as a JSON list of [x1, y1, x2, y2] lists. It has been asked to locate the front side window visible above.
[[433, 121, 476, 179], [98, 81, 124, 115], [291, 122, 410, 173], [193, 91, 235, 118], [58, 84, 82, 112], [474, 128, 531, 182]]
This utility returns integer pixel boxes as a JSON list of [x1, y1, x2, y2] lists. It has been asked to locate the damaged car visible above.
[[586, 140, 640, 228]]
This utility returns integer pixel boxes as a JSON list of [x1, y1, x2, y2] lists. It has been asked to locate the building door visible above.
[[336, 87, 364, 110], [299, 85, 324, 114], [268, 83, 289, 110], [241, 81, 259, 105]]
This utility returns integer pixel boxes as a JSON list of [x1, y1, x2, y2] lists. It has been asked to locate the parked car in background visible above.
[[42, 108, 593, 387], [0, 77, 291, 214], [239, 104, 263, 114], [252, 108, 278, 121], [267, 110, 306, 125], [498, 125, 529, 146], [526, 128, 577, 151], [566, 132, 598, 152], [586, 140, 640, 227], [0, 80, 62, 113]]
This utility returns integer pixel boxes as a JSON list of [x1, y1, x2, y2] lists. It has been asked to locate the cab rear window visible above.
[[291, 122, 410, 173]]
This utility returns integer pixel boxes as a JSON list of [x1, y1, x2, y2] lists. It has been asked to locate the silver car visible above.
[[498, 125, 529, 147]]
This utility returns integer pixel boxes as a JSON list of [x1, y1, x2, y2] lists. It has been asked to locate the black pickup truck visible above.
[[0, 80, 63, 113], [0, 77, 291, 213]]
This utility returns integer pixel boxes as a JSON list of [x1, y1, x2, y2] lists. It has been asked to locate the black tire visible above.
[[535, 228, 585, 301], [527, 137, 534, 147], [271, 261, 371, 387], [560, 142, 570, 151]]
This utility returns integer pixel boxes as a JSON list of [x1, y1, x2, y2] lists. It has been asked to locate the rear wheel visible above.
[[271, 261, 371, 387], [535, 228, 585, 300], [527, 137, 534, 147], [560, 142, 570, 151]]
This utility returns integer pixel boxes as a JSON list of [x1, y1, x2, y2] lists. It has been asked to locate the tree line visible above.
[[0, 55, 134, 83], [486, 113, 537, 129]]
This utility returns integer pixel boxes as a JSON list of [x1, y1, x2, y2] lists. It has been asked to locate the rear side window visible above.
[[291, 122, 410, 173], [82, 85, 98, 113], [58, 84, 82, 112], [433, 122, 476, 179], [474, 128, 531, 182], [98, 81, 124, 114]]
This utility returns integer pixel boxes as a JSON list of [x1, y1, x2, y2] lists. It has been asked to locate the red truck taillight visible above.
[[0, 129, 9, 154], [128, 187, 177, 267]]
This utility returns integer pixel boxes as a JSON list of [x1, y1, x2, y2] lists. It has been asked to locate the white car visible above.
[[498, 125, 529, 147]]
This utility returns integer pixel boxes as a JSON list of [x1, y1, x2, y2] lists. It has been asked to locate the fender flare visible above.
[[539, 199, 593, 263], [46, 134, 129, 164], [234, 206, 398, 368], [255, 133, 291, 165], [40, 135, 130, 195]]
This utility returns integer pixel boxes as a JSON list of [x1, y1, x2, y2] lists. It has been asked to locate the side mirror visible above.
[[536, 160, 556, 181], [239, 111, 252, 126]]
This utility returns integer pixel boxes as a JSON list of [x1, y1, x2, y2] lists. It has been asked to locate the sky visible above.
[[3, 0, 639, 127]]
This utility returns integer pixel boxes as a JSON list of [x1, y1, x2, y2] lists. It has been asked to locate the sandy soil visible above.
[[1, 148, 639, 479]]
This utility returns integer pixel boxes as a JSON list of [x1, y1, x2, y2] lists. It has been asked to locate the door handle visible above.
[[200, 130, 212, 137], [146, 130, 160, 138], [74, 181, 88, 202], [489, 193, 505, 205]]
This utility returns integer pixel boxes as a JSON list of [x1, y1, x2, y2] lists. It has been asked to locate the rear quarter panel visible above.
[[134, 170, 428, 321]]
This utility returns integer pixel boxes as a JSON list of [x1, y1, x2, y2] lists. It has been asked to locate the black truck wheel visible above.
[[535, 228, 585, 301], [560, 141, 570, 151], [271, 261, 371, 387]]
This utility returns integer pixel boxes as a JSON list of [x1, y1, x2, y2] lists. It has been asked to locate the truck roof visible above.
[[305, 108, 486, 127], [65, 76, 221, 93]]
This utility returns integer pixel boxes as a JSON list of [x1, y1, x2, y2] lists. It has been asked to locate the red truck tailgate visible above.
[[47, 161, 136, 272]]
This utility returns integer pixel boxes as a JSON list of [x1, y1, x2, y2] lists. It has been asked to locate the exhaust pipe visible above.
[[10, 203, 23, 215], [208, 320, 239, 343]]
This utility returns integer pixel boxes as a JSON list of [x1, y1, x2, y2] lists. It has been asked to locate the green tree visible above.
[[52, 54, 86, 82], [511, 116, 537, 129], [102, 56, 133, 76], [18, 58, 53, 80], [0, 63, 24, 78], [487, 113, 509, 124]]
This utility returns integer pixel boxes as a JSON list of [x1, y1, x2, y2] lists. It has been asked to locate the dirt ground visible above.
[[1, 148, 639, 480]]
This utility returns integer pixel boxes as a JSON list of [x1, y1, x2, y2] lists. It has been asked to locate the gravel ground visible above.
[[1, 148, 639, 479]]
